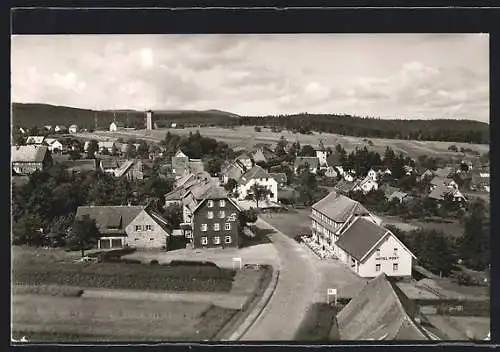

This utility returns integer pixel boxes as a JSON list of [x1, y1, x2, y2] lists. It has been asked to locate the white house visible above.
[[69, 124, 78, 133], [324, 166, 338, 178], [109, 121, 125, 132], [54, 125, 67, 133], [237, 165, 278, 203], [98, 141, 117, 154], [311, 191, 414, 278], [25, 136, 45, 145], [335, 217, 416, 278], [316, 149, 328, 169], [293, 157, 319, 175], [344, 172, 355, 182], [352, 177, 379, 194], [44, 138, 65, 153], [367, 168, 378, 181]]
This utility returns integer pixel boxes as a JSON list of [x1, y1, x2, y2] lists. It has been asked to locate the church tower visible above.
[[145, 110, 154, 130]]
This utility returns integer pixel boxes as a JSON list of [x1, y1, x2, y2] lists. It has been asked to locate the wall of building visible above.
[[125, 210, 169, 249], [358, 234, 413, 278], [192, 199, 240, 249], [238, 178, 278, 203], [12, 161, 44, 175]]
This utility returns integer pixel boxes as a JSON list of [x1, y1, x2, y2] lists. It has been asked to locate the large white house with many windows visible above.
[[311, 191, 415, 277]]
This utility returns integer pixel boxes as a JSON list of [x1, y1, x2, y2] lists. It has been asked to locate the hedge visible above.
[[294, 303, 339, 341], [12, 262, 236, 292]]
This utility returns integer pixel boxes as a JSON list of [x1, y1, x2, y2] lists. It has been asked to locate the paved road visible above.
[[240, 218, 321, 341]]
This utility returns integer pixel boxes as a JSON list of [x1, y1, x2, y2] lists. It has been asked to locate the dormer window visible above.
[[208, 200, 214, 208]]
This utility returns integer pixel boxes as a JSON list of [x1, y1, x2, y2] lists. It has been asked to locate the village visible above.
[[11, 110, 490, 342]]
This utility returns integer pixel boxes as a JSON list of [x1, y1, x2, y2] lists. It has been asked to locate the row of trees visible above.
[[387, 198, 489, 276], [240, 113, 489, 144], [12, 163, 175, 247]]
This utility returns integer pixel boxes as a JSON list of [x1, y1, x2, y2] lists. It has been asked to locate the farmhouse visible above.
[[235, 152, 254, 170], [99, 159, 120, 174], [252, 148, 267, 164], [269, 172, 287, 187], [324, 166, 338, 178], [44, 138, 67, 153], [114, 159, 145, 180], [236, 165, 278, 203], [69, 124, 79, 133], [430, 176, 458, 190], [109, 121, 125, 132], [25, 136, 45, 145], [75, 204, 171, 250], [337, 273, 429, 340], [428, 184, 467, 203], [294, 156, 319, 175], [11, 145, 52, 175], [352, 176, 379, 194], [98, 141, 117, 154], [187, 186, 242, 249]]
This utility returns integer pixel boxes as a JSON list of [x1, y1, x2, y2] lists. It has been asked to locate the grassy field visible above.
[[74, 125, 489, 159], [260, 208, 313, 238], [381, 215, 464, 238], [12, 294, 237, 341]]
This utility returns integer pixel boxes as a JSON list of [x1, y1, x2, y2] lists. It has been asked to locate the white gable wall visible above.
[[125, 210, 169, 249], [358, 234, 413, 278], [237, 177, 278, 203]]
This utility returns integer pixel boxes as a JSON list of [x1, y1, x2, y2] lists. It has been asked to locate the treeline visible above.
[[240, 114, 489, 144], [12, 103, 240, 130], [12, 164, 174, 247]]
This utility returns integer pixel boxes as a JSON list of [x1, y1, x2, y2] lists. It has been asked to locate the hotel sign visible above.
[[375, 256, 399, 261]]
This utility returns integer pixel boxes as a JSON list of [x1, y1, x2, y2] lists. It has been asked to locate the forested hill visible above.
[[11, 103, 241, 130], [12, 103, 489, 144], [240, 114, 489, 144]]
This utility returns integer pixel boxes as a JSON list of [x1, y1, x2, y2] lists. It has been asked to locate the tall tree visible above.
[[67, 215, 100, 257], [162, 203, 183, 230], [458, 199, 490, 270], [86, 140, 99, 158], [299, 145, 316, 157], [275, 135, 288, 157], [248, 183, 272, 208]]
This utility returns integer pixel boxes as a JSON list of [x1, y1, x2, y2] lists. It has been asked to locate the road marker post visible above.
[[327, 288, 337, 306]]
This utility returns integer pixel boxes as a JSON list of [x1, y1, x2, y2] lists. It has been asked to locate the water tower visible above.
[[145, 110, 154, 130]]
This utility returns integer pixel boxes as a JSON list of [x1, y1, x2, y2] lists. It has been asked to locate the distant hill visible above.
[[12, 103, 489, 144], [11, 103, 241, 130]]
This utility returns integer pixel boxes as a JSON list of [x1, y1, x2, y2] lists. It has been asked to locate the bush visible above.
[[150, 259, 159, 265], [169, 260, 218, 268], [295, 303, 339, 341], [254, 126, 262, 132]]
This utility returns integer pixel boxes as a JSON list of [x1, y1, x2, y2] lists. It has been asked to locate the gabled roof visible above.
[[335, 217, 389, 261], [326, 153, 342, 166], [430, 176, 454, 186], [25, 136, 45, 144], [334, 179, 356, 194], [312, 191, 370, 223], [294, 156, 319, 169], [98, 141, 116, 149], [11, 145, 49, 163], [434, 167, 453, 178], [383, 185, 400, 199], [238, 165, 269, 185], [192, 187, 240, 215], [222, 160, 246, 181], [76, 205, 144, 233], [114, 160, 135, 177], [428, 185, 465, 201], [337, 273, 429, 341], [252, 149, 267, 163], [174, 149, 189, 158], [269, 172, 287, 184], [388, 191, 409, 202], [187, 159, 204, 174], [145, 207, 171, 234]]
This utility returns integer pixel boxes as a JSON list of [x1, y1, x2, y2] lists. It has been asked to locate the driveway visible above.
[[240, 218, 321, 341]]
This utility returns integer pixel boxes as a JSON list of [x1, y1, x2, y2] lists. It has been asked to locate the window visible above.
[[135, 225, 142, 232], [376, 264, 381, 272], [213, 223, 220, 231], [394, 248, 398, 256], [214, 236, 220, 245], [219, 199, 226, 207], [225, 236, 232, 244], [207, 211, 214, 219], [219, 211, 225, 218], [376, 249, 381, 257], [208, 200, 214, 208], [201, 237, 208, 245], [149, 238, 154, 241], [145, 225, 152, 231], [225, 223, 231, 230], [393, 263, 399, 271], [201, 224, 207, 232]]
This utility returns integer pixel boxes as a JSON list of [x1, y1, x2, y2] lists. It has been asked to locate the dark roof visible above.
[[188, 159, 205, 174], [335, 217, 388, 261], [312, 191, 369, 223], [222, 161, 246, 181], [428, 184, 456, 201], [11, 145, 49, 163], [76, 205, 144, 233], [238, 165, 269, 185], [100, 159, 120, 169], [269, 172, 287, 184], [337, 273, 429, 340], [383, 185, 400, 199], [294, 157, 319, 169], [172, 155, 189, 175], [326, 153, 342, 166], [334, 179, 356, 194], [252, 149, 267, 163]]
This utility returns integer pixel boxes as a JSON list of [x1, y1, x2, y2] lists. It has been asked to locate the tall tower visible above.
[[145, 110, 154, 130]]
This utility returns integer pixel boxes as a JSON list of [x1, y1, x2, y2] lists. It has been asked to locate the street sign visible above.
[[327, 288, 337, 305], [232, 257, 242, 270]]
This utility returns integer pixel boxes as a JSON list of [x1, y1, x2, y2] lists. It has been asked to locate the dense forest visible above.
[[12, 103, 489, 144], [240, 113, 489, 144]]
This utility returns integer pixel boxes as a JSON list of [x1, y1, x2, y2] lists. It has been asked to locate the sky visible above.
[[11, 34, 489, 122]]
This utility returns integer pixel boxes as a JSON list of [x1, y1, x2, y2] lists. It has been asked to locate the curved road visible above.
[[240, 218, 321, 341]]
